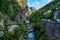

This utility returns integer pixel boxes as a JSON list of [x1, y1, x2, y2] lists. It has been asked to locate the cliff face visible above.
[[0, 0, 28, 40]]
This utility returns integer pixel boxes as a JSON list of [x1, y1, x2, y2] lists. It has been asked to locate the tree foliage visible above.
[[0, 0, 23, 20], [30, 11, 46, 40]]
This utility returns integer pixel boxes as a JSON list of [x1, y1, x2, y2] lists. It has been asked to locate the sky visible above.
[[27, 0, 53, 9]]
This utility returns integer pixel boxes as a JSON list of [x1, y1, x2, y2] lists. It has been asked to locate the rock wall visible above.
[[42, 19, 60, 37]]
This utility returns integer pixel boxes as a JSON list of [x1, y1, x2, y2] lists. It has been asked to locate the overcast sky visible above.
[[27, 0, 53, 9]]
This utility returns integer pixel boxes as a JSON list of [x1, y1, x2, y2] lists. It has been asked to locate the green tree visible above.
[[30, 11, 46, 40]]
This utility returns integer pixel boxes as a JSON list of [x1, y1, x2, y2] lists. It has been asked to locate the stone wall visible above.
[[54, 11, 60, 20], [42, 19, 60, 37]]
